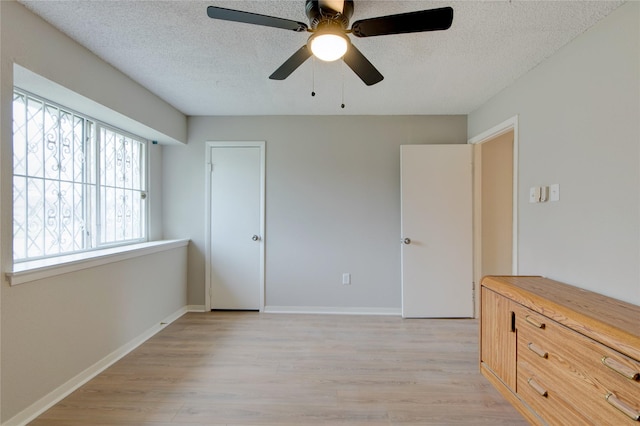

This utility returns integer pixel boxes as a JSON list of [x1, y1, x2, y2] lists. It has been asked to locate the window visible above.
[[12, 89, 147, 262]]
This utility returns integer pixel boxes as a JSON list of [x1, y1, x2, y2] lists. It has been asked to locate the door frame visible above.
[[204, 141, 266, 312], [468, 116, 519, 316]]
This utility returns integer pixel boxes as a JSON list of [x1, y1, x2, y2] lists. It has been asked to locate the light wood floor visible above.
[[30, 312, 527, 425]]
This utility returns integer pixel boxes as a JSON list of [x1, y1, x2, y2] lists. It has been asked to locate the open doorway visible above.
[[470, 117, 518, 317]]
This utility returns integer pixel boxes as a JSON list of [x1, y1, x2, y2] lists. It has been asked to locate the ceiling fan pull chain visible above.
[[311, 56, 316, 97], [341, 60, 346, 109]]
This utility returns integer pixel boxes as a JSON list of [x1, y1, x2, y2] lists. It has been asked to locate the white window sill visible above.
[[5, 239, 189, 286]]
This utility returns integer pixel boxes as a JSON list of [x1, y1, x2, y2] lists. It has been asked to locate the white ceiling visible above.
[[18, 0, 623, 116]]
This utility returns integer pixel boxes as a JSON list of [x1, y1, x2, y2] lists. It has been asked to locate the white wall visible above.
[[468, 2, 640, 304], [0, 1, 190, 421], [163, 115, 467, 309]]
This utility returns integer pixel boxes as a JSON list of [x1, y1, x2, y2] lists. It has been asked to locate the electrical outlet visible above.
[[342, 273, 351, 285]]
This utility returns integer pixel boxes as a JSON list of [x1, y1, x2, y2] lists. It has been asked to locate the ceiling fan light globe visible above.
[[310, 33, 348, 62]]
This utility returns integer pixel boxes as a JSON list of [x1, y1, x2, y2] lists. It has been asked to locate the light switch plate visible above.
[[550, 184, 560, 202], [529, 187, 540, 203], [540, 186, 549, 202]]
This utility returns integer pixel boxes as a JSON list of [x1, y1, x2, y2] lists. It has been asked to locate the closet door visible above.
[[209, 143, 265, 310]]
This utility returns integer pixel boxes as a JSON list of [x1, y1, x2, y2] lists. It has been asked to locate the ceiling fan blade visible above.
[[269, 45, 313, 80], [207, 6, 308, 32], [351, 7, 453, 38], [342, 44, 384, 86], [319, 0, 344, 14]]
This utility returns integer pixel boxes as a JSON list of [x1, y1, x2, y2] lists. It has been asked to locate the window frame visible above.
[[12, 87, 150, 264]]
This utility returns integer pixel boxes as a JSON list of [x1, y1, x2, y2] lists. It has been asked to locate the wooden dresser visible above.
[[480, 276, 640, 425]]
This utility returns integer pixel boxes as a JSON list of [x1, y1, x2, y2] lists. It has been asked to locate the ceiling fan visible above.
[[207, 0, 453, 86]]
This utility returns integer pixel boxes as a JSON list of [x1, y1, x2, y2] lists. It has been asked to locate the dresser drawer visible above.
[[516, 305, 640, 423], [518, 339, 639, 424], [517, 360, 592, 425]]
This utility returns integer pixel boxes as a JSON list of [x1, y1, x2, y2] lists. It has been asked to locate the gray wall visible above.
[[468, 1, 639, 304], [2, 1, 186, 145], [0, 1, 189, 421], [1, 247, 188, 422], [163, 116, 467, 309], [0, 0, 188, 269]]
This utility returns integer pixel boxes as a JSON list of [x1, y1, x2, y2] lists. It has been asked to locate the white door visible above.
[[208, 143, 264, 310], [401, 144, 473, 318]]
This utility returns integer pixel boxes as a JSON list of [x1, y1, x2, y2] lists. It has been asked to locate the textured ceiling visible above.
[[18, 0, 623, 116]]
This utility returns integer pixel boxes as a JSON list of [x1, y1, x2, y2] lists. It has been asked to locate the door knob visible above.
[[403, 238, 411, 245], [252, 235, 260, 241]]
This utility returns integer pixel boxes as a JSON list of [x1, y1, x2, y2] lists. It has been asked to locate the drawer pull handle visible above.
[[527, 378, 548, 397], [602, 356, 640, 381], [605, 393, 640, 421], [525, 315, 545, 329], [528, 342, 548, 358]]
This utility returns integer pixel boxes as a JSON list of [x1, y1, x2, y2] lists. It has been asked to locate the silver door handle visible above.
[[252, 235, 260, 241], [403, 238, 411, 245]]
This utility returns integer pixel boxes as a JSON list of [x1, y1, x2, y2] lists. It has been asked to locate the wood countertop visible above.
[[481, 275, 640, 362]]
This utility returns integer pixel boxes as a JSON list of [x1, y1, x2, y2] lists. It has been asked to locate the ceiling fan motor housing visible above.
[[206, 1, 453, 86], [305, 0, 354, 30]]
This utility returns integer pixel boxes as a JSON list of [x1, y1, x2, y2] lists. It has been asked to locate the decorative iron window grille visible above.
[[12, 88, 147, 262]]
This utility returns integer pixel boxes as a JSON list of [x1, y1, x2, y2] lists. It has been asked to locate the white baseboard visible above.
[[263, 306, 401, 316], [186, 304, 207, 312], [3, 306, 188, 426]]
